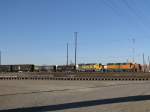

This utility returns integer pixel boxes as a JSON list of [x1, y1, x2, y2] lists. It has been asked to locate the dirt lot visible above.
[[0, 80, 150, 112]]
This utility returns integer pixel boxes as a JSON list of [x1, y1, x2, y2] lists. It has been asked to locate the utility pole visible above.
[[132, 38, 135, 63], [143, 53, 145, 72], [0, 50, 1, 65], [148, 56, 150, 72], [66, 43, 69, 66], [74, 32, 77, 70]]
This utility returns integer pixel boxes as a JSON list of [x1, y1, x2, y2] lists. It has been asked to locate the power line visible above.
[[122, 0, 148, 28], [122, 0, 141, 18], [102, 0, 121, 16]]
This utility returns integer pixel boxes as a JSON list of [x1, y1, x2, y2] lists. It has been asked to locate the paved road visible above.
[[0, 80, 150, 112]]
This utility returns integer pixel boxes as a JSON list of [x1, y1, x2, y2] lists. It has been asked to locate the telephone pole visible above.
[[132, 38, 135, 63], [66, 43, 69, 66], [74, 32, 77, 70], [148, 56, 150, 72], [0, 50, 1, 65], [143, 53, 145, 72]]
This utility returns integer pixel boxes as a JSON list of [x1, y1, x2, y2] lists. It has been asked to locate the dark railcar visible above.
[[0, 65, 12, 72], [37, 65, 56, 72], [56, 65, 76, 72], [11, 64, 34, 72]]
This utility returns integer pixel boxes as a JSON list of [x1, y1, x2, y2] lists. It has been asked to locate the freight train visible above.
[[0, 63, 142, 73]]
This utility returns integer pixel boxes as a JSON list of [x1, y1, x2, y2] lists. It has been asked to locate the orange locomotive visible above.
[[105, 63, 142, 72]]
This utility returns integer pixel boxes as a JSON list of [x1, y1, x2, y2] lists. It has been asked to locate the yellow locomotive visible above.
[[78, 63, 103, 72]]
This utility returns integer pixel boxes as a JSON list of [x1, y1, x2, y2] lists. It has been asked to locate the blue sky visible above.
[[0, 0, 150, 65]]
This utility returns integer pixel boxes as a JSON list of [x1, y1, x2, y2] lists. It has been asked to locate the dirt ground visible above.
[[0, 80, 150, 112]]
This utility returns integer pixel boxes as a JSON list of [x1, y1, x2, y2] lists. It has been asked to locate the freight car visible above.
[[0, 65, 12, 72], [57, 65, 76, 72], [34, 65, 56, 72], [0, 64, 34, 72], [11, 64, 34, 72]]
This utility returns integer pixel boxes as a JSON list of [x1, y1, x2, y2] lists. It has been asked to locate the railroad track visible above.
[[0, 72, 150, 81], [0, 72, 149, 76], [0, 75, 149, 81]]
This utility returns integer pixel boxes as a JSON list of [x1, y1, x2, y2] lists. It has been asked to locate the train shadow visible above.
[[1, 95, 150, 112]]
